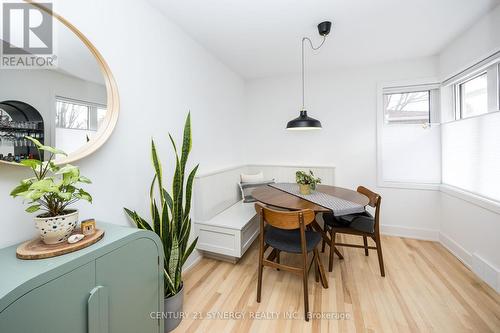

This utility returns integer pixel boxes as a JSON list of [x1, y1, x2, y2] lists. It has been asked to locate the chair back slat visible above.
[[357, 186, 380, 208], [254, 202, 315, 229], [356, 186, 381, 232]]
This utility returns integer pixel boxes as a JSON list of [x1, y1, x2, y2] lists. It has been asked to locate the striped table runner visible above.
[[269, 183, 365, 216]]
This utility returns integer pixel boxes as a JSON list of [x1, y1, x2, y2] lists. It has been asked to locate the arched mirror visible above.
[[0, 1, 119, 166]]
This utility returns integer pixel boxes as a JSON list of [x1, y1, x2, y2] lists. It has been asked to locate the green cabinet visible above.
[[0, 223, 164, 333]]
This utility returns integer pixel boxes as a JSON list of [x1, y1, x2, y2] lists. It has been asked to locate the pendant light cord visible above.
[[301, 35, 326, 110]]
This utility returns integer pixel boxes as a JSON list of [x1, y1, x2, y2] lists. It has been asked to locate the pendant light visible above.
[[286, 21, 332, 130]]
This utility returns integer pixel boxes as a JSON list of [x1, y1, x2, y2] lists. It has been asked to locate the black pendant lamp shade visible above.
[[286, 20, 332, 130], [286, 110, 322, 130]]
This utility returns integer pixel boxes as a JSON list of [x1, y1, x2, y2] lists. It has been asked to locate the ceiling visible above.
[[149, 0, 499, 79]]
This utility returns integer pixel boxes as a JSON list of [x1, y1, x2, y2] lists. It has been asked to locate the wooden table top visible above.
[[252, 184, 369, 212]]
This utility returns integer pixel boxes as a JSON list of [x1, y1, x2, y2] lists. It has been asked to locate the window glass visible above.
[[459, 73, 488, 119], [383, 91, 429, 124], [97, 107, 107, 130], [56, 100, 89, 129]]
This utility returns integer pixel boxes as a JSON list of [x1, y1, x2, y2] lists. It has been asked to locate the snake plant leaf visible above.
[[171, 150, 182, 236], [149, 175, 157, 223], [179, 216, 191, 244], [180, 112, 191, 175], [25, 204, 41, 213], [151, 139, 164, 202], [169, 234, 179, 282], [161, 200, 169, 241], [164, 227, 172, 267], [152, 199, 160, 235], [164, 268, 175, 288], [124, 208, 153, 231], [184, 164, 199, 219], [182, 237, 198, 266], [162, 189, 173, 210]]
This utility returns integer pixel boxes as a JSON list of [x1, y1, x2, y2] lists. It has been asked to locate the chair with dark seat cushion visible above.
[[255, 202, 328, 321], [323, 211, 375, 234], [265, 226, 322, 253], [321, 186, 385, 277]]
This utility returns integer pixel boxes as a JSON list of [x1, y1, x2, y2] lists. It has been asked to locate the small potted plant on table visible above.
[[296, 170, 321, 195], [10, 137, 92, 244]]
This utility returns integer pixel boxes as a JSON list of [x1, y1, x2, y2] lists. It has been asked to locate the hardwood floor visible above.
[[175, 235, 500, 332]]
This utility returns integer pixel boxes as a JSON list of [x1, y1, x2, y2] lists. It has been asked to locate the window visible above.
[[384, 91, 430, 125], [458, 73, 488, 119], [378, 83, 441, 187], [447, 54, 500, 121], [55, 98, 106, 131], [54, 97, 106, 155], [441, 52, 500, 202]]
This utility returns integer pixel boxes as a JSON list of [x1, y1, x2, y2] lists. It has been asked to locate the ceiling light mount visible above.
[[286, 20, 333, 130], [317, 21, 332, 37]]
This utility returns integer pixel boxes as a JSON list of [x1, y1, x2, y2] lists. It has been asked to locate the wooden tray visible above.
[[16, 228, 105, 260]]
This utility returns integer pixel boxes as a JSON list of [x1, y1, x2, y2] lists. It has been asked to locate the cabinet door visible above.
[[96, 238, 161, 333], [0, 262, 95, 333]]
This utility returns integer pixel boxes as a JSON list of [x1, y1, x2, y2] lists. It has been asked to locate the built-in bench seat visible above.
[[193, 164, 335, 263], [194, 201, 258, 262]]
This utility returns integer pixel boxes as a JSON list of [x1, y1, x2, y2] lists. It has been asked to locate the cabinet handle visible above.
[[88, 285, 109, 333]]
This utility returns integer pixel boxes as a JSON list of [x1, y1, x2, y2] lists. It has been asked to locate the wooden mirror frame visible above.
[[0, 1, 119, 167]]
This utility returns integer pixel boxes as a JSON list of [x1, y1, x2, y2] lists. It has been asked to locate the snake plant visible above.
[[124, 113, 199, 297]]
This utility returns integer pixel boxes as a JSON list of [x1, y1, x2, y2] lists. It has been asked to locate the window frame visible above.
[[376, 79, 442, 191], [447, 54, 500, 122]]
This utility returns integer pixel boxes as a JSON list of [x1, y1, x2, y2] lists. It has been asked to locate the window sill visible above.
[[377, 181, 440, 191], [440, 184, 500, 215]]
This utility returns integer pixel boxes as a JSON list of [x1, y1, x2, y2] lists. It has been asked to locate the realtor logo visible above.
[[1, 2, 56, 68]]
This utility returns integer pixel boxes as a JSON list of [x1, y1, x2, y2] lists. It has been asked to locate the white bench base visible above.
[[194, 201, 259, 261]]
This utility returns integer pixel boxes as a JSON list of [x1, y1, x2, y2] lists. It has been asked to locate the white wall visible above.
[[245, 57, 442, 240], [0, 0, 246, 260], [439, 4, 500, 80], [0, 69, 106, 152], [437, 4, 500, 291]]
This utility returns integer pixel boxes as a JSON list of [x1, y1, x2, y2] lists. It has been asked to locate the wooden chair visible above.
[[255, 202, 328, 321], [321, 186, 385, 277]]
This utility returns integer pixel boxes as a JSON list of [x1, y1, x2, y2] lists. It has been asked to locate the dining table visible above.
[[252, 184, 370, 261]]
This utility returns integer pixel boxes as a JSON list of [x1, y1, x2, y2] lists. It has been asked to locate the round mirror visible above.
[[0, 2, 119, 166]]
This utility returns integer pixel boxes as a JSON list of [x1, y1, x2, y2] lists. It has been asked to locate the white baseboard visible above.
[[471, 253, 500, 293], [381, 224, 439, 241], [439, 232, 500, 293], [438, 232, 472, 268], [183, 250, 202, 274]]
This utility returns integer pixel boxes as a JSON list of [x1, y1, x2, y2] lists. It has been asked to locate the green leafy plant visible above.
[[296, 170, 321, 189], [124, 113, 199, 298], [10, 137, 92, 217]]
